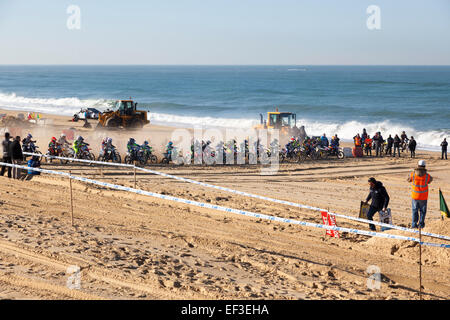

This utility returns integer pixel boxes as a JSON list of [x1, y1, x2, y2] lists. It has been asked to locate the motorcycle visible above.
[[22, 141, 42, 161], [124, 148, 147, 166], [60, 145, 75, 164], [141, 146, 158, 164], [98, 146, 122, 163], [77, 144, 95, 161], [162, 147, 184, 165], [322, 146, 345, 159], [45, 144, 63, 164]]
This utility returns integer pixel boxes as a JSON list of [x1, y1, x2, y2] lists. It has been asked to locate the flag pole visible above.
[[69, 170, 74, 227], [419, 226, 422, 300]]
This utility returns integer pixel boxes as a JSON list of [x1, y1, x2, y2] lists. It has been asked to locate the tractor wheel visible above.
[[130, 119, 144, 129], [106, 118, 120, 128]]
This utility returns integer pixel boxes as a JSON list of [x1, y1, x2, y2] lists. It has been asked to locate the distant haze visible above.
[[0, 0, 449, 65]]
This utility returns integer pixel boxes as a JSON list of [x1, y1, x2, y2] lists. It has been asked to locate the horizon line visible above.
[[1, 64, 450, 67]]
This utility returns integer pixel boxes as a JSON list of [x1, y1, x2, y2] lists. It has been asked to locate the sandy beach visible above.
[[0, 109, 449, 300]]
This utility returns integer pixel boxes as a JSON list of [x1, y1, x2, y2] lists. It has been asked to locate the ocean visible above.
[[0, 65, 448, 150]]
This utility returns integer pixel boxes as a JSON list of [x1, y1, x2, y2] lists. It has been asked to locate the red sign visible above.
[[321, 211, 340, 238]]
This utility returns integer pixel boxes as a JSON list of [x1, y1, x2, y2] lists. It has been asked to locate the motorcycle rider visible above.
[[58, 133, 71, 148], [141, 140, 153, 156], [166, 141, 175, 159], [48, 137, 61, 156], [22, 134, 36, 153], [127, 138, 141, 160], [320, 134, 329, 148], [73, 136, 89, 158], [330, 136, 339, 151]]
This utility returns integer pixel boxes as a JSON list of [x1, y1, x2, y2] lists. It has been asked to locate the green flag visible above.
[[440, 189, 449, 219]]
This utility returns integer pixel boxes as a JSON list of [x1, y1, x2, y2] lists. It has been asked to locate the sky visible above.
[[0, 0, 449, 65]]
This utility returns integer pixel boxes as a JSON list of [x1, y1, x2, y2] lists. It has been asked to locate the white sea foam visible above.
[[0, 92, 110, 116], [0, 92, 447, 150]]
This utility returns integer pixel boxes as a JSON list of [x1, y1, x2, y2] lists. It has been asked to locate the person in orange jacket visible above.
[[364, 136, 373, 156], [407, 160, 433, 229], [354, 134, 362, 147]]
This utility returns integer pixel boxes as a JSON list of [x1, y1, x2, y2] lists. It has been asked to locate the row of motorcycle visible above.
[[21, 141, 159, 165]]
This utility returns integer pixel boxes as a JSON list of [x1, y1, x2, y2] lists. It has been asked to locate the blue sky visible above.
[[0, 0, 449, 65]]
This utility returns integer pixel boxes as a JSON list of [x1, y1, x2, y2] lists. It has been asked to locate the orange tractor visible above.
[[97, 99, 150, 129]]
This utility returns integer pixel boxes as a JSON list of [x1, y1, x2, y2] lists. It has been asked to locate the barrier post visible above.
[[133, 161, 137, 189], [69, 170, 74, 227], [419, 227, 422, 300]]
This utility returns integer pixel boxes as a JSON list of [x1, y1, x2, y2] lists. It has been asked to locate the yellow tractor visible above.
[[97, 99, 150, 129], [254, 108, 298, 136]]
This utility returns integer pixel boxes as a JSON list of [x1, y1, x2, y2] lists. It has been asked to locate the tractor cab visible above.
[[115, 100, 136, 116], [267, 112, 297, 129], [254, 108, 299, 137]]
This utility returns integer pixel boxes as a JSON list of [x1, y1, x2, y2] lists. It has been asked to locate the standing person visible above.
[[386, 135, 394, 156], [354, 134, 362, 147], [364, 178, 390, 231], [1, 132, 12, 178], [9, 136, 23, 180], [441, 138, 448, 160], [393, 135, 401, 157], [364, 135, 373, 156], [373, 133, 381, 157], [361, 129, 368, 146], [408, 136, 417, 158], [407, 160, 433, 229], [321, 134, 329, 147], [401, 131, 408, 144]]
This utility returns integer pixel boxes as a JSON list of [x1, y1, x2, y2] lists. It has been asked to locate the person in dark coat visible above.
[[408, 136, 417, 158], [1, 132, 12, 178], [361, 129, 368, 145], [386, 135, 394, 156], [364, 177, 390, 231], [441, 138, 448, 160], [393, 135, 401, 157], [9, 136, 23, 180]]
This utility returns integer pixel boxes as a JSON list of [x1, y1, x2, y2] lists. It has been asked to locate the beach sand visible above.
[[0, 109, 449, 300]]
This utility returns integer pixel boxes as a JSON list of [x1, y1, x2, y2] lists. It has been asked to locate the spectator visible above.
[[401, 131, 408, 144], [373, 132, 383, 157], [9, 136, 23, 180], [386, 135, 394, 156], [354, 134, 362, 148], [364, 177, 390, 231], [321, 134, 329, 147], [407, 160, 432, 229], [393, 135, 401, 157], [441, 138, 448, 160], [364, 135, 373, 156], [362, 129, 368, 145], [1, 132, 12, 178], [408, 136, 417, 158]]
